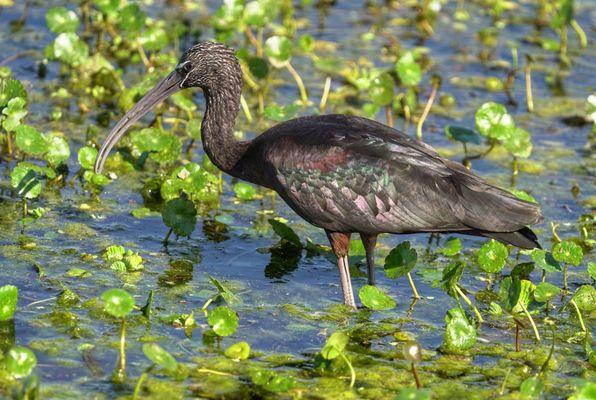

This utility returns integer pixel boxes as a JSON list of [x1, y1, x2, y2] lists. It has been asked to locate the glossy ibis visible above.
[[95, 42, 542, 308]]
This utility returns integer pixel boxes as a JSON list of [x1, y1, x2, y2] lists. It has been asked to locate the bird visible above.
[[95, 42, 543, 308]]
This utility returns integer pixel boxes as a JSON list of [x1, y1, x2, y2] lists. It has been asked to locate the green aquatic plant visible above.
[[499, 277, 540, 351], [0, 285, 18, 321], [5, 346, 37, 378], [440, 262, 484, 324], [103, 245, 144, 272], [358, 285, 396, 310], [551, 239, 583, 291], [320, 331, 355, 388], [384, 241, 420, 299], [101, 288, 135, 383], [133, 343, 178, 400], [443, 307, 477, 353]]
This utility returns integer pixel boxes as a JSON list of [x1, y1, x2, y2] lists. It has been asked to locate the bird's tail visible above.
[[478, 227, 541, 249]]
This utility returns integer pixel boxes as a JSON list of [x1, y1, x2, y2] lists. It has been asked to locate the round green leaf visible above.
[[571, 285, 595, 312], [298, 34, 315, 52], [53, 33, 89, 66], [477, 239, 508, 273], [243, 1, 266, 26], [45, 135, 71, 166], [321, 331, 349, 360], [533, 282, 561, 303], [101, 288, 134, 318], [445, 125, 482, 144], [15, 125, 48, 155], [0, 285, 18, 321], [248, 57, 269, 79], [439, 237, 462, 256], [265, 36, 292, 65], [368, 73, 394, 106], [46, 7, 80, 33], [5, 347, 37, 379], [142, 343, 178, 371], [530, 249, 561, 273], [118, 4, 146, 33], [358, 285, 396, 310], [207, 306, 238, 337], [384, 241, 417, 278], [139, 26, 169, 51], [588, 262, 596, 280], [503, 127, 532, 158], [552, 240, 583, 266], [443, 308, 477, 352], [225, 341, 250, 360], [10, 162, 43, 199], [395, 52, 422, 87], [78, 146, 98, 170], [234, 182, 257, 200], [474, 102, 515, 140], [94, 0, 120, 14], [162, 198, 197, 237]]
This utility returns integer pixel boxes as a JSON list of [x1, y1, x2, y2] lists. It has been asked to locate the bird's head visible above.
[[94, 41, 242, 174]]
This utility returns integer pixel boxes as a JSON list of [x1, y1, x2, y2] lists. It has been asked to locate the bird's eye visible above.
[[178, 61, 192, 74]]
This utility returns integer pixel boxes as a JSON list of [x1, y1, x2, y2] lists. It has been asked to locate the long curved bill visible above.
[[94, 70, 184, 173]]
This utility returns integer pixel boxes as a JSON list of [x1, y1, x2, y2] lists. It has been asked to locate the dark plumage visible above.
[[95, 42, 543, 308]]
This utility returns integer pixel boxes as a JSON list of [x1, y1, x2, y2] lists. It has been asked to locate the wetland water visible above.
[[0, 0, 594, 398]]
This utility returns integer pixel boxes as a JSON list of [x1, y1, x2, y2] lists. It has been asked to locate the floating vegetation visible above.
[[0, 0, 593, 398]]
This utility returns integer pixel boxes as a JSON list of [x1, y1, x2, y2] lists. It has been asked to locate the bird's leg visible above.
[[360, 233, 377, 285], [326, 231, 356, 309]]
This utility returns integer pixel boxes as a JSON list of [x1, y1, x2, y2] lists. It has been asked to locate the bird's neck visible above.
[[201, 85, 246, 173]]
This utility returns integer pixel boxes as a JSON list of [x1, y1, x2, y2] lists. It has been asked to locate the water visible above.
[[0, 0, 594, 398]]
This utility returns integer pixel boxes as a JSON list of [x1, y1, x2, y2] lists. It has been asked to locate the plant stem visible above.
[[499, 367, 511, 395], [196, 368, 233, 376], [339, 352, 355, 389], [559, 26, 568, 64], [136, 41, 152, 71], [563, 265, 568, 291], [245, 27, 262, 55], [519, 303, 540, 342], [386, 105, 394, 127], [515, 321, 521, 352], [406, 272, 420, 299], [132, 371, 148, 400], [511, 156, 518, 187], [569, 299, 587, 332], [524, 63, 534, 113], [416, 81, 438, 140], [240, 94, 253, 123], [114, 318, 127, 382], [163, 228, 173, 245], [319, 76, 331, 113], [411, 363, 421, 388], [6, 132, 13, 156], [550, 222, 561, 243], [454, 285, 484, 324], [570, 19, 587, 49], [285, 62, 308, 105]]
